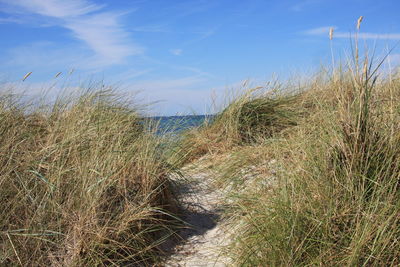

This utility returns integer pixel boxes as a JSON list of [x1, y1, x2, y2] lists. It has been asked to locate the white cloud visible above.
[[174, 65, 214, 78], [3, 0, 103, 18], [138, 87, 214, 116], [304, 26, 400, 40], [124, 75, 211, 115], [112, 68, 154, 81], [303, 26, 337, 35], [338, 32, 400, 40], [0, 17, 25, 24], [291, 0, 321, 12], [170, 49, 183, 56], [183, 28, 217, 46], [132, 24, 171, 33], [0, 0, 140, 67], [5, 42, 85, 70], [128, 76, 253, 115], [65, 12, 142, 64], [131, 76, 206, 91]]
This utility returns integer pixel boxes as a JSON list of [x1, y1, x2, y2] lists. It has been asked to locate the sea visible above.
[[146, 115, 213, 135]]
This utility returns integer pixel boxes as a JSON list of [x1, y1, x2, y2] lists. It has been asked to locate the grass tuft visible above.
[[179, 41, 400, 265], [0, 86, 178, 266]]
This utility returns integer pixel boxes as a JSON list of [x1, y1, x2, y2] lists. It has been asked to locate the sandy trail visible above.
[[163, 164, 231, 267]]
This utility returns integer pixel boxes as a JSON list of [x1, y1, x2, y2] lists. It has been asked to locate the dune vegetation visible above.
[[1, 18, 400, 267], [0, 87, 179, 266], [177, 37, 400, 265]]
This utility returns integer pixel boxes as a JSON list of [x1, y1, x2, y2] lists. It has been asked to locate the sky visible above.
[[0, 0, 399, 115]]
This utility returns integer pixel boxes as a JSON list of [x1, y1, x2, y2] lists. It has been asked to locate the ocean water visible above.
[[147, 115, 213, 135]]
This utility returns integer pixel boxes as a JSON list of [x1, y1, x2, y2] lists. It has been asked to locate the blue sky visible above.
[[0, 0, 399, 115]]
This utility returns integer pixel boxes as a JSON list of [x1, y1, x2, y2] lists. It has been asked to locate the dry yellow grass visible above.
[[178, 19, 400, 263], [0, 86, 178, 266]]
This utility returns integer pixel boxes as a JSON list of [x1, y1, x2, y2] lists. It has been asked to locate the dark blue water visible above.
[[146, 115, 213, 135]]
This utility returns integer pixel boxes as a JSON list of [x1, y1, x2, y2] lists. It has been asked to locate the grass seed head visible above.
[[329, 27, 334, 40], [22, 71, 32, 81], [357, 16, 363, 30]]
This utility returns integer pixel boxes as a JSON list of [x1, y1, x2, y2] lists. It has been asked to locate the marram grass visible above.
[[0, 87, 178, 266], [181, 61, 400, 266]]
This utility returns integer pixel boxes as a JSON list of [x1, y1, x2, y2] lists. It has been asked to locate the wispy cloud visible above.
[[180, 27, 218, 47], [167, 0, 217, 18], [132, 24, 171, 33], [130, 76, 212, 115], [4, 0, 103, 18], [134, 77, 252, 115], [0, 16, 25, 24], [173, 65, 214, 78], [65, 12, 143, 65], [303, 26, 337, 35], [304, 26, 400, 40], [170, 49, 183, 56], [112, 68, 154, 81], [0, 0, 141, 66], [131, 76, 206, 91], [136, 55, 215, 78], [341, 32, 400, 40], [5, 41, 85, 70], [291, 0, 321, 12]]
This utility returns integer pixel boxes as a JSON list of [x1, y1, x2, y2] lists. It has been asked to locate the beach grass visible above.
[[179, 42, 400, 265], [1, 16, 400, 266], [0, 86, 178, 266]]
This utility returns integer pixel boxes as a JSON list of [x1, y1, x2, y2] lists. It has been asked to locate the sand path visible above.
[[162, 164, 231, 267]]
